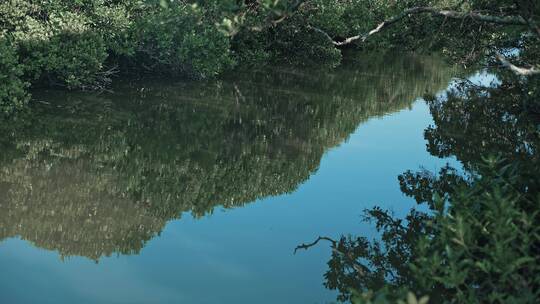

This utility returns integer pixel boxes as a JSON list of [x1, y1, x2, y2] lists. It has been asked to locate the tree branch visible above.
[[294, 236, 366, 275], [496, 53, 540, 76], [294, 236, 336, 253], [317, 7, 528, 46]]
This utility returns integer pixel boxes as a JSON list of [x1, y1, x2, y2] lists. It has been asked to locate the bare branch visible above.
[[294, 236, 366, 275], [318, 7, 528, 46], [294, 236, 336, 254], [496, 53, 540, 76]]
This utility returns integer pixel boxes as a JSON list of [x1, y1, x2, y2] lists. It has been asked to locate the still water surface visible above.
[[0, 53, 458, 303]]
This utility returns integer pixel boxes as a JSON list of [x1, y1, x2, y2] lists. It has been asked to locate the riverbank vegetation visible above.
[[2, 1, 537, 116]]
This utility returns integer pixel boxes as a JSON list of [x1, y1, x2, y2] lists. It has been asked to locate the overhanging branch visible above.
[[496, 53, 540, 76], [317, 7, 528, 46]]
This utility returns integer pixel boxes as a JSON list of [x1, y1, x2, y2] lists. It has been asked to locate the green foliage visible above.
[[1, 0, 110, 88], [314, 79, 540, 303], [267, 15, 342, 66], [0, 0, 539, 87], [2, 0, 535, 108], [45, 31, 109, 89], [410, 158, 540, 303], [0, 37, 28, 117], [0, 0, 237, 93], [130, 2, 234, 78], [328, 162, 540, 304]]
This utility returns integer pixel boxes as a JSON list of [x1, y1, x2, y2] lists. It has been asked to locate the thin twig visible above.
[[294, 236, 336, 254], [294, 236, 366, 275]]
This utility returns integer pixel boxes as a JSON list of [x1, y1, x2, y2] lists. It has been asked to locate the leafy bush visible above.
[[3, 1, 109, 89], [306, 79, 540, 303], [0, 0, 237, 89], [130, 2, 234, 78], [0, 37, 28, 117], [350, 158, 540, 304], [45, 31, 109, 89]]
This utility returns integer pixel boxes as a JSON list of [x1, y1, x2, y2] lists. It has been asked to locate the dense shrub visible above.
[[307, 79, 540, 303], [347, 159, 540, 304], [0, 1, 236, 90], [0, 37, 28, 117], [2, 1, 110, 88], [130, 3, 234, 78], [45, 31, 109, 89], [0, 0, 538, 92]]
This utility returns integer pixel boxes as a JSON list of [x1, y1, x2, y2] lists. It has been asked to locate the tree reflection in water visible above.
[[0, 53, 456, 262]]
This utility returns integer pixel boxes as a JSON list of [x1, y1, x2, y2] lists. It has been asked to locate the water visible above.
[[0, 53, 458, 303]]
